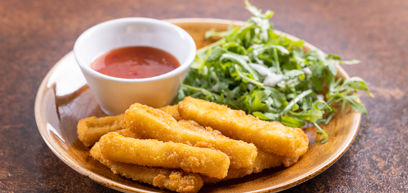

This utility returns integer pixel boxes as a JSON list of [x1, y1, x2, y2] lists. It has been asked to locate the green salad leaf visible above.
[[177, 0, 372, 143]]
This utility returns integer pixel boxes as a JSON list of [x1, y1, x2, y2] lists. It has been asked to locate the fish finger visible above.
[[252, 150, 285, 173], [124, 103, 257, 169], [77, 114, 124, 146], [160, 105, 182, 120], [178, 97, 309, 160], [90, 143, 204, 193], [99, 132, 230, 179], [203, 151, 287, 183], [202, 167, 254, 184]]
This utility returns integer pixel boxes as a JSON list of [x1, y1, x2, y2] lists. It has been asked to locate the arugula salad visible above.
[[177, 0, 372, 143]]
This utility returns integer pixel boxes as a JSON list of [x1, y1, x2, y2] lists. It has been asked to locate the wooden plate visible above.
[[34, 18, 361, 193]]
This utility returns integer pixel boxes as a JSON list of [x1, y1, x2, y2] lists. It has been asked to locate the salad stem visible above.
[[281, 90, 313, 114], [313, 122, 328, 143]]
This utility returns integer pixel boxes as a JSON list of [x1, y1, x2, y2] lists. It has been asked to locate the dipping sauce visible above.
[[91, 46, 180, 79]]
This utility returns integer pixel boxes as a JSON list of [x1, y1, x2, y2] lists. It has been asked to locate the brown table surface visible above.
[[1, 0, 407, 192]]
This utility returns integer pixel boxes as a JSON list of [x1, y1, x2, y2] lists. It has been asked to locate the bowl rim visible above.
[[35, 18, 361, 193], [73, 17, 197, 83]]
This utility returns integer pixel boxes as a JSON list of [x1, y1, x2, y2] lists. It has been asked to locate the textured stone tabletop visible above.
[[0, 0, 407, 192]]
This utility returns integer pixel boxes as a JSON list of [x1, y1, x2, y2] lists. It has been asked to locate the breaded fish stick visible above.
[[202, 167, 254, 184], [203, 151, 287, 183], [160, 105, 297, 179], [253, 150, 285, 173], [77, 114, 124, 146], [90, 143, 204, 193], [178, 97, 309, 160], [116, 128, 140, 139], [178, 120, 258, 169], [124, 103, 257, 169], [160, 103, 298, 167], [160, 105, 182, 120], [99, 132, 230, 179]]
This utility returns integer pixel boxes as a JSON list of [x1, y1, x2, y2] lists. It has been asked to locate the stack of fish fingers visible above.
[[77, 96, 309, 193]]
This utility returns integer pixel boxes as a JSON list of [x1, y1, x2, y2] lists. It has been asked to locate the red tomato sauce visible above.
[[91, 46, 180, 79]]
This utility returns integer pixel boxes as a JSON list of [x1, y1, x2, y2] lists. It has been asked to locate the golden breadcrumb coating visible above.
[[77, 114, 124, 146], [160, 105, 182, 120], [124, 103, 257, 169], [90, 143, 204, 193], [115, 128, 139, 139], [99, 132, 230, 179], [203, 151, 288, 183], [178, 97, 309, 160]]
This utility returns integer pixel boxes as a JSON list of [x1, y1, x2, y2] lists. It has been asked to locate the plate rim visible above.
[[34, 18, 362, 193]]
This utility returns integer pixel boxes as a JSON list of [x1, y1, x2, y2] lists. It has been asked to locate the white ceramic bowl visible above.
[[74, 17, 196, 115]]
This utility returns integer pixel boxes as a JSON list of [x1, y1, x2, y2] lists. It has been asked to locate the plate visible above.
[[34, 18, 361, 193]]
